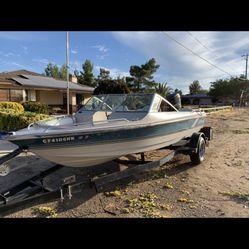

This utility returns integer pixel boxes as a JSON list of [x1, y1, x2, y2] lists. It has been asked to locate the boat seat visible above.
[[109, 112, 147, 121], [74, 111, 109, 124]]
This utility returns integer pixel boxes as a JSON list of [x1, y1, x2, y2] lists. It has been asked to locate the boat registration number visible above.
[[42, 136, 75, 144]]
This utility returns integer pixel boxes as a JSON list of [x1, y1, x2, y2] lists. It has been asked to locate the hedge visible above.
[[0, 102, 24, 114], [22, 101, 48, 114], [0, 111, 49, 131]]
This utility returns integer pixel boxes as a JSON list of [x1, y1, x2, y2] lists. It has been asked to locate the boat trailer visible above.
[[0, 127, 212, 216]]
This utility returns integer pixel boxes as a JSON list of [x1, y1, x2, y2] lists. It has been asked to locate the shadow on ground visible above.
[[0, 153, 199, 217]]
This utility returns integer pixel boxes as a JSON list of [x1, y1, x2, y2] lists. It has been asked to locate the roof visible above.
[[0, 69, 94, 92], [0, 70, 41, 83], [11, 74, 94, 92], [182, 94, 212, 99]]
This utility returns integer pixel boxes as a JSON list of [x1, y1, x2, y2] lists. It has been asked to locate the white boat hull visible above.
[[31, 125, 202, 167]]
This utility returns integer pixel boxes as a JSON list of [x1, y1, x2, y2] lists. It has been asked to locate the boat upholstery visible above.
[[74, 111, 109, 124], [109, 112, 147, 121]]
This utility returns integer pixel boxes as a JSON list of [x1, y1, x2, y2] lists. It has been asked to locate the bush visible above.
[[22, 101, 48, 114], [0, 102, 24, 113], [0, 111, 48, 131]]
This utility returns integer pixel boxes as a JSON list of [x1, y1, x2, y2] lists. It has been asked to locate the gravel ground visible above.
[[1, 107, 249, 218]]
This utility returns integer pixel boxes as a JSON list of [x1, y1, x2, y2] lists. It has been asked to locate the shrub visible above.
[[0, 111, 48, 131], [0, 102, 24, 113], [22, 101, 48, 114], [0, 108, 18, 114]]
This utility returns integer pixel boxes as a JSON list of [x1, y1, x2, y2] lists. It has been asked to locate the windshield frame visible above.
[[79, 94, 155, 113]]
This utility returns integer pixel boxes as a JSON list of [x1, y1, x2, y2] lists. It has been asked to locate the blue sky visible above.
[[0, 31, 248, 93]]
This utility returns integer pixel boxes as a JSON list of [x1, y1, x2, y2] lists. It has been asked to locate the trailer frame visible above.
[[0, 127, 212, 216]]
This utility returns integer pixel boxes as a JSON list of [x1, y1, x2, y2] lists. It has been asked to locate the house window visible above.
[[10, 90, 23, 102], [0, 89, 9, 101], [27, 90, 36, 101]]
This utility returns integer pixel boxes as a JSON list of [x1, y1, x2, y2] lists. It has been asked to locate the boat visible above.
[[0, 93, 206, 168]]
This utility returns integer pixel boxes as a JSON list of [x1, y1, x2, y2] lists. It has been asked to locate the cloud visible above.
[[21, 45, 28, 54], [2, 61, 34, 71], [92, 45, 109, 60], [71, 49, 78, 54], [92, 45, 109, 53], [0, 32, 47, 41], [95, 65, 129, 78], [32, 58, 52, 65], [112, 31, 249, 93], [4, 52, 15, 57]]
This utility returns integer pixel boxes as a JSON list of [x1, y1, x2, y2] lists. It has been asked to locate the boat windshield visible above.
[[79, 94, 153, 112]]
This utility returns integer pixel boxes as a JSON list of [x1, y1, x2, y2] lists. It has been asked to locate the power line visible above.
[[186, 32, 242, 76], [162, 32, 234, 77], [186, 32, 212, 52]]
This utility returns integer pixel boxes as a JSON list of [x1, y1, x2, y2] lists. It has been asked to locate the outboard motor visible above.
[[167, 93, 182, 110]]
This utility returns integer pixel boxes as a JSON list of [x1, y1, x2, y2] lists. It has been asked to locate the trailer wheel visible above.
[[190, 136, 206, 165], [200, 127, 213, 141]]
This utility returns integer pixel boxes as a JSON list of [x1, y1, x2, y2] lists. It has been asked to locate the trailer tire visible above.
[[190, 136, 206, 165], [200, 127, 213, 140]]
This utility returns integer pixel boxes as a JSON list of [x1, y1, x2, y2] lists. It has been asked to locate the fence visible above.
[[194, 106, 233, 113]]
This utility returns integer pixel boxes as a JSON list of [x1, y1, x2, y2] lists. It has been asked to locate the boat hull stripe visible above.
[[11, 117, 205, 148]]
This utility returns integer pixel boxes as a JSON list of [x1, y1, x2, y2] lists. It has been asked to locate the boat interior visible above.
[[26, 94, 179, 131]]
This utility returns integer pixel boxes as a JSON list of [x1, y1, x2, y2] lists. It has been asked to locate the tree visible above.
[[128, 58, 160, 92], [94, 67, 131, 94], [209, 76, 249, 103], [82, 60, 94, 85], [97, 68, 111, 80], [155, 83, 172, 97], [189, 80, 202, 95], [44, 63, 60, 79], [74, 59, 95, 87], [198, 89, 209, 94], [60, 64, 67, 80], [94, 78, 130, 95], [44, 63, 67, 80]]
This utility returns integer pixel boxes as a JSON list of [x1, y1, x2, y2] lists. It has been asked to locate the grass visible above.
[[219, 191, 249, 201], [177, 198, 194, 203], [231, 129, 249, 134], [163, 183, 174, 189], [122, 192, 171, 218], [104, 190, 122, 197], [31, 206, 58, 218]]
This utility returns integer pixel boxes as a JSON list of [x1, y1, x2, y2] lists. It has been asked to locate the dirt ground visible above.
[[1, 107, 249, 218]]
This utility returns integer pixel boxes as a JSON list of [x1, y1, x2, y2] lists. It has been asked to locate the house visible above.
[[0, 70, 94, 113], [181, 94, 213, 106]]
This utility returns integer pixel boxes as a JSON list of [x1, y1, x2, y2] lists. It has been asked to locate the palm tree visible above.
[[155, 83, 172, 97], [189, 80, 201, 95]]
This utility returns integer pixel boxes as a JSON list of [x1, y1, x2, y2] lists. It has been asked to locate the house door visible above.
[[76, 94, 84, 108], [63, 93, 67, 107]]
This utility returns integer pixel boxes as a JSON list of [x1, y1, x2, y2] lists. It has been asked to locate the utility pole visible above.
[[66, 32, 70, 115], [239, 90, 246, 108], [242, 53, 248, 80]]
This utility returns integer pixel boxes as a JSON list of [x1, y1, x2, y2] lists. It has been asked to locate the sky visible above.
[[0, 31, 248, 94]]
